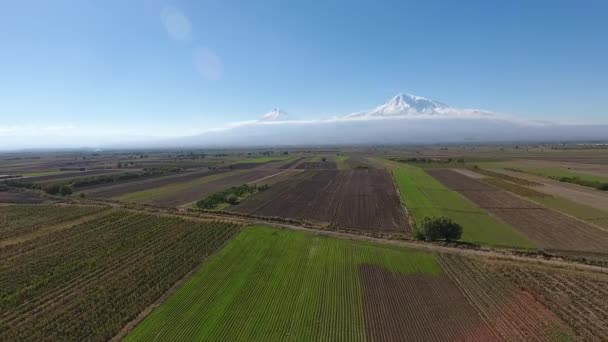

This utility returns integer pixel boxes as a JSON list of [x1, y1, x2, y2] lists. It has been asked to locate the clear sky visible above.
[[1, 0, 607, 145]]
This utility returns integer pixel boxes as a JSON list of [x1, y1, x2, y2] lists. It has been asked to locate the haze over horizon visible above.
[[1, 1, 608, 149]]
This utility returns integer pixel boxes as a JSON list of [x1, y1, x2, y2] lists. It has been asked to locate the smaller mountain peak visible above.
[[259, 108, 288, 122]]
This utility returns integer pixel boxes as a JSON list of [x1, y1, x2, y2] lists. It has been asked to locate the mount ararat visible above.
[[163, 93, 607, 147]]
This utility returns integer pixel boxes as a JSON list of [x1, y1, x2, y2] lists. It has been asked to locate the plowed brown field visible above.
[[229, 169, 409, 232], [360, 265, 498, 341]]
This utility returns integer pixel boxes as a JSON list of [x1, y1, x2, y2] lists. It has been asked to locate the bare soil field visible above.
[[225, 170, 317, 214], [453, 168, 487, 179], [360, 264, 497, 341], [0, 190, 48, 204], [0, 159, 102, 174], [428, 169, 608, 253], [229, 169, 409, 232], [19, 169, 122, 183], [439, 255, 573, 341], [227, 160, 282, 170], [296, 161, 338, 169], [490, 261, 608, 341], [345, 156, 377, 169], [279, 157, 305, 169], [86, 169, 228, 198], [332, 170, 408, 231]]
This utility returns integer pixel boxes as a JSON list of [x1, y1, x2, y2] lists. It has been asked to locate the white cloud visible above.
[[161, 7, 192, 41], [193, 48, 223, 81]]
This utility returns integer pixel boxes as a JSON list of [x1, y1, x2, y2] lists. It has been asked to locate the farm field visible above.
[[490, 168, 608, 211], [386, 161, 532, 248], [18, 169, 123, 183], [3, 147, 608, 341], [517, 159, 608, 178], [279, 156, 306, 169], [126, 226, 579, 342], [428, 169, 608, 253], [228, 169, 409, 232], [475, 160, 608, 190], [0, 204, 106, 242], [496, 262, 608, 340], [295, 155, 338, 169], [336, 155, 350, 169], [83, 168, 227, 198], [0, 187, 49, 204], [465, 168, 608, 230], [116, 169, 284, 207], [0, 205, 240, 342], [21, 170, 70, 177]]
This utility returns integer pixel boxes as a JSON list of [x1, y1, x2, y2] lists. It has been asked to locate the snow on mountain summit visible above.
[[259, 108, 288, 122], [345, 93, 494, 119], [375, 93, 449, 114]]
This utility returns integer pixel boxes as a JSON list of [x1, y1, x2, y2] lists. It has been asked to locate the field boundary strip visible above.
[[246, 169, 290, 185]]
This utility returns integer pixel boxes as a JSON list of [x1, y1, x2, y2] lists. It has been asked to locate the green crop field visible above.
[[126, 226, 440, 341], [0, 204, 107, 241], [518, 167, 608, 183], [236, 156, 286, 163], [22, 170, 70, 177], [115, 171, 235, 203], [387, 161, 533, 248], [532, 196, 608, 229], [336, 155, 350, 169], [474, 162, 608, 189]]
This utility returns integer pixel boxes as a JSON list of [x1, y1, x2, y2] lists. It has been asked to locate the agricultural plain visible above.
[[3, 146, 608, 341], [126, 226, 589, 341]]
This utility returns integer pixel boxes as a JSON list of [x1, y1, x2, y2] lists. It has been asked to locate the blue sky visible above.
[[1, 0, 607, 145]]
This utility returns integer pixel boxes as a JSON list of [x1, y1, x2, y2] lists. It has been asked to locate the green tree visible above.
[[225, 193, 238, 205], [419, 217, 463, 242], [43, 184, 61, 195], [58, 185, 73, 196]]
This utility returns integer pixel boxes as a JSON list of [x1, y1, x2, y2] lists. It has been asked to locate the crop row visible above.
[[126, 226, 441, 341], [0, 208, 240, 342], [0, 204, 106, 240], [438, 255, 573, 341], [497, 263, 608, 340]]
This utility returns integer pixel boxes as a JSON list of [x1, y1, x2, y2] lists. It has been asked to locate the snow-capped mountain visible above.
[[259, 108, 288, 122], [155, 93, 607, 148], [345, 93, 494, 119]]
